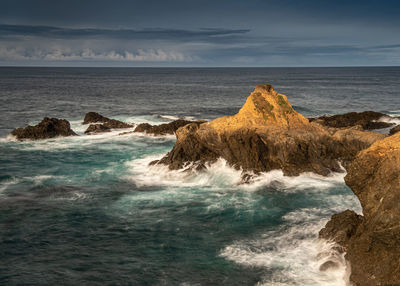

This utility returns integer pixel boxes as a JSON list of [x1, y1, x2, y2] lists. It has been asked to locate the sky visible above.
[[0, 0, 399, 67]]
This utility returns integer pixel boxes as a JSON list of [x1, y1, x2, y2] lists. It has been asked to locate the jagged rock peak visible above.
[[208, 84, 309, 132]]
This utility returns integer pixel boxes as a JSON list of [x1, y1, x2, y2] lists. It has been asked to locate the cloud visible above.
[[0, 24, 251, 42], [0, 47, 191, 62]]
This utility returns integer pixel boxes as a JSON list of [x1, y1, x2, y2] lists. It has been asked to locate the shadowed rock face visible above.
[[390, 125, 400, 135], [133, 119, 206, 136], [83, 112, 110, 124], [309, 111, 395, 130], [83, 112, 132, 134], [11, 117, 77, 140], [155, 84, 385, 176], [84, 124, 111, 134], [321, 132, 400, 286]]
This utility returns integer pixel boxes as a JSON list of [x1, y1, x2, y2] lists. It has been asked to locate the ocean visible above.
[[0, 67, 399, 285]]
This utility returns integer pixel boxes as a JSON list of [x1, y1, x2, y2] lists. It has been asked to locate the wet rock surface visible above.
[[321, 132, 400, 285], [83, 112, 111, 124], [155, 85, 385, 176], [83, 112, 133, 134], [309, 111, 395, 130], [11, 117, 77, 140], [389, 124, 400, 135], [84, 124, 111, 134], [133, 119, 206, 135]]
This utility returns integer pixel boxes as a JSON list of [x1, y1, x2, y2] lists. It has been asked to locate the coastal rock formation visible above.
[[309, 111, 394, 130], [84, 124, 111, 134], [11, 117, 77, 140], [83, 112, 133, 134], [389, 124, 400, 135], [155, 84, 385, 176], [320, 132, 400, 285], [133, 119, 206, 136]]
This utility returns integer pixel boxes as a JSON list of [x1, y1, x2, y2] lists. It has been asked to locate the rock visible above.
[[320, 132, 400, 285], [319, 210, 362, 249], [309, 111, 394, 130], [389, 125, 400, 135], [84, 124, 111, 134], [11, 117, 77, 140], [83, 112, 133, 134], [133, 119, 206, 135], [102, 119, 132, 129], [319, 260, 340, 272], [83, 112, 110, 124], [155, 84, 385, 176]]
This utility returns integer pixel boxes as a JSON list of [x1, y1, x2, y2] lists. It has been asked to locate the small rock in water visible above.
[[133, 119, 206, 135], [84, 124, 111, 134], [83, 112, 133, 134], [11, 117, 77, 140], [319, 260, 340, 271], [310, 111, 395, 130]]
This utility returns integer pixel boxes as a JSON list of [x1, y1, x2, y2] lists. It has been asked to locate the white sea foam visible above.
[[387, 110, 400, 117], [13, 125, 176, 151], [121, 154, 359, 285], [0, 134, 17, 143], [125, 155, 346, 193], [159, 115, 180, 121], [0, 177, 21, 192], [220, 212, 350, 286], [377, 115, 400, 126], [124, 156, 243, 189]]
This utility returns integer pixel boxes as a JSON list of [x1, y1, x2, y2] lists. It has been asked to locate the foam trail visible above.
[[124, 156, 242, 189], [125, 155, 346, 193], [377, 115, 400, 126], [220, 211, 351, 286]]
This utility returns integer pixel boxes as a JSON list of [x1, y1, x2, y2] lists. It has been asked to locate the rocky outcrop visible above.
[[309, 111, 394, 130], [389, 124, 400, 135], [83, 112, 110, 124], [84, 124, 111, 134], [155, 84, 385, 176], [11, 117, 77, 140], [320, 132, 400, 285], [83, 112, 133, 134], [133, 119, 206, 136]]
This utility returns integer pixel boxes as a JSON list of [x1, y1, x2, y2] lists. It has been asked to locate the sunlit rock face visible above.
[[155, 84, 385, 176]]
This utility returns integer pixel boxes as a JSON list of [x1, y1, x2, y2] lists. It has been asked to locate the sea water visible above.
[[1, 67, 399, 285]]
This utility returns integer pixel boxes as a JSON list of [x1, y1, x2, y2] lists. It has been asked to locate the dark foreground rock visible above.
[[11, 117, 77, 140], [83, 112, 133, 134], [389, 124, 400, 135], [309, 111, 394, 130], [133, 119, 206, 135], [155, 84, 385, 176], [320, 132, 400, 285]]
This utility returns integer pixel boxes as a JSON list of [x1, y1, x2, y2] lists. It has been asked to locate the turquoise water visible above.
[[1, 67, 399, 285]]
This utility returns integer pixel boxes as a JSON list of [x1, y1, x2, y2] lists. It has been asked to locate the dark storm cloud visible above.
[[0, 24, 251, 42], [0, 0, 399, 66]]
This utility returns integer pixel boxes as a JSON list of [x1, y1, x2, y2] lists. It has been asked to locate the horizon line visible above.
[[1, 65, 400, 68]]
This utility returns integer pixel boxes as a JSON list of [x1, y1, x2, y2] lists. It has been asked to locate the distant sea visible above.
[[1, 67, 399, 285]]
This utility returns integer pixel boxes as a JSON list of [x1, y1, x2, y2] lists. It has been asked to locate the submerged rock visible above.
[[155, 84, 385, 176], [309, 111, 394, 130], [11, 117, 77, 140], [133, 119, 206, 135], [321, 132, 400, 285], [83, 112, 133, 134]]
